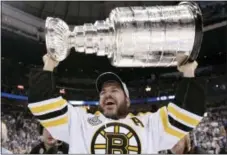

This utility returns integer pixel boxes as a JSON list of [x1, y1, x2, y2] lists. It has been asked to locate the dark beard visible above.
[[99, 99, 128, 120]]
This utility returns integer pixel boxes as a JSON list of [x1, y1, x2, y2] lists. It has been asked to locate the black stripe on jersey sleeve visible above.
[[168, 114, 193, 132], [35, 105, 68, 120]]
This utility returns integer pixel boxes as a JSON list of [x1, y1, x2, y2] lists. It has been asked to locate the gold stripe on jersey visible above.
[[160, 107, 186, 139], [137, 112, 152, 116], [30, 99, 67, 114], [114, 125, 120, 133], [128, 146, 138, 152], [137, 112, 144, 116], [128, 113, 135, 117], [94, 111, 101, 116], [41, 115, 68, 128], [167, 104, 201, 127], [94, 144, 106, 149], [126, 132, 133, 139], [100, 130, 106, 137], [127, 112, 152, 118]]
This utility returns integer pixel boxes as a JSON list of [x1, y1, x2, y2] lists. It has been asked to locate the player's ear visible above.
[[126, 97, 130, 108]]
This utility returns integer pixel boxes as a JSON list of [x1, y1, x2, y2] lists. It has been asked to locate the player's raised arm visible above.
[[27, 54, 83, 144], [28, 54, 59, 103], [165, 60, 206, 131], [150, 57, 206, 152], [174, 58, 205, 118]]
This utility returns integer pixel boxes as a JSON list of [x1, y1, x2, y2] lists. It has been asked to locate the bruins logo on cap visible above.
[[91, 122, 141, 154]]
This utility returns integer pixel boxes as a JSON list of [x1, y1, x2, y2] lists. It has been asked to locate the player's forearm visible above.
[[28, 55, 58, 103], [174, 76, 205, 116], [28, 68, 56, 103], [174, 61, 205, 116]]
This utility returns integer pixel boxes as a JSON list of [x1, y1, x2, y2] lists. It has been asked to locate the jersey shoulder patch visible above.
[[87, 115, 103, 126]]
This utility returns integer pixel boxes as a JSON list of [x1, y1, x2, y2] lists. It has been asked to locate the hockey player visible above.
[[28, 54, 205, 153]]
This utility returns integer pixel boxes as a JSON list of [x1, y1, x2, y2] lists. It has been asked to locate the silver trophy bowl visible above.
[[45, 2, 203, 67]]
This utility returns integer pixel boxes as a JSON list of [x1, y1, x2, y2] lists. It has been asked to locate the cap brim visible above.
[[96, 72, 124, 93]]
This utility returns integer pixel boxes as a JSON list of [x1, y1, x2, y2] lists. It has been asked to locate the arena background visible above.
[[1, 1, 227, 154]]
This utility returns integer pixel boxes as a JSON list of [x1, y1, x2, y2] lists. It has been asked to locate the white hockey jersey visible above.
[[28, 96, 203, 154]]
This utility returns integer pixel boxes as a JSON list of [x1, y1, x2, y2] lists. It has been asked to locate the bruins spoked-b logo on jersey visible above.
[[91, 123, 141, 154]]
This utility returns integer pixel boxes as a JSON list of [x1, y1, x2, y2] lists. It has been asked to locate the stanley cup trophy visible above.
[[45, 1, 203, 67]]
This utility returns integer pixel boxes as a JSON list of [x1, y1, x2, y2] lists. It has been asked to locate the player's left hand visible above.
[[176, 54, 198, 77]]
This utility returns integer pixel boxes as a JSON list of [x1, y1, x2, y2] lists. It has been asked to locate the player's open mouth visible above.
[[105, 101, 115, 105], [105, 101, 116, 109]]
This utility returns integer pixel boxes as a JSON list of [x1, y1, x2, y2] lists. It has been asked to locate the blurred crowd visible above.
[[191, 100, 227, 154], [192, 115, 227, 153], [1, 111, 40, 154], [1, 100, 227, 154]]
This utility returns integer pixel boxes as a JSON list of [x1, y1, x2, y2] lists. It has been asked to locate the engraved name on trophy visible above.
[[45, 2, 203, 67]]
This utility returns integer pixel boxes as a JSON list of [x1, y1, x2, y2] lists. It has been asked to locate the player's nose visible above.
[[104, 91, 112, 98]]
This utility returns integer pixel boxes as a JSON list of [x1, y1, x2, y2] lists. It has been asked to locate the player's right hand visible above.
[[43, 54, 60, 71]]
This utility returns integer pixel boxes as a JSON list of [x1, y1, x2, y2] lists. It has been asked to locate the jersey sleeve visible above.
[[149, 77, 205, 151], [27, 68, 87, 144], [28, 96, 69, 143], [151, 104, 203, 151], [28, 96, 88, 144]]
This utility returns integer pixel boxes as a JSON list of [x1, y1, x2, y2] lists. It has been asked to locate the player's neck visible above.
[[118, 113, 128, 119], [105, 113, 128, 120]]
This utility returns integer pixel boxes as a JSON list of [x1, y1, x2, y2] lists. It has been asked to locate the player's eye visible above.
[[112, 89, 118, 92]]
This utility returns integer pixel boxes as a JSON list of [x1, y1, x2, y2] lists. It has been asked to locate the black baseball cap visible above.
[[96, 72, 129, 98]]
